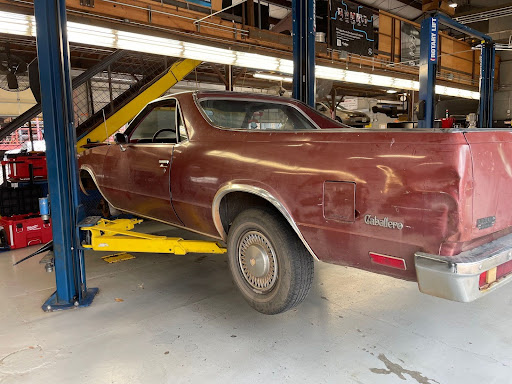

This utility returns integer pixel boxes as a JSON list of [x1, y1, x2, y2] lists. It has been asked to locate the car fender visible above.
[[212, 182, 320, 261], [79, 166, 120, 210]]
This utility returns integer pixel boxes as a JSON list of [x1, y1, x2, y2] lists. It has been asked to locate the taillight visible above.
[[480, 266, 503, 290], [479, 271, 487, 288], [369, 252, 407, 270]]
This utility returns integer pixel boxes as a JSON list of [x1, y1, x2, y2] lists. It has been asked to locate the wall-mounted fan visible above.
[[0, 46, 29, 92]]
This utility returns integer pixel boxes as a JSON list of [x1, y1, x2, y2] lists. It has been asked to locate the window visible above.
[[199, 99, 317, 131], [128, 100, 177, 143]]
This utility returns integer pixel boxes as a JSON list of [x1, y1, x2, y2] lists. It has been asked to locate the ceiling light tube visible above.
[[393, 78, 415, 90], [278, 59, 294, 74], [369, 74, 394, 87], [68, 22, 115, 47], [343, 71, 371, 84], [0, 10, 481, 100], [235, 52, 279, 71], [316, 66, 346, 81], [0, 11, 31, 36], [117, 30, 183, 57], [183, 42, 235, 65], [253, 73, 293, 82]]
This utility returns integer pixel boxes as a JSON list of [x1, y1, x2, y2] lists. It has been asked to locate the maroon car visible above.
[[79, 91, 512, 314]]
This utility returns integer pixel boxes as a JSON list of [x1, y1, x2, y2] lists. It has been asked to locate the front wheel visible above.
[[227, 208, 314, 314], [98, 198, 121, 218]]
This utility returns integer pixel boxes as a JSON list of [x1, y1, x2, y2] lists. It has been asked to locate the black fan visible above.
[[0, 46, 29, 92]]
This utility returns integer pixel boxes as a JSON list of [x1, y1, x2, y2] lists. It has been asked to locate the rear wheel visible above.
[[227, 208, 314, 314]]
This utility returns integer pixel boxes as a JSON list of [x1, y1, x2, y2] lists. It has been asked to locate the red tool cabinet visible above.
[[0, 214, 52, 249], [1, 154, 48, 182]]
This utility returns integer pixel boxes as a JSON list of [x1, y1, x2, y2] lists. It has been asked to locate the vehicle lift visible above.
[[79, 217, 226, 256], [418, 13, 495, 128], [292, 0, 315, 107], [31, 0, 315, 313], [23, 208, 227, 311], [31, 0, 222, 312]]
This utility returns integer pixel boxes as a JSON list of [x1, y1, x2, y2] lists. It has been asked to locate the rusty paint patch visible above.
[[370, 354, 439, 384]]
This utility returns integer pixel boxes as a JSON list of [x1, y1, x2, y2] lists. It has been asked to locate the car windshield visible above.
[[199, 99, 317, 131]]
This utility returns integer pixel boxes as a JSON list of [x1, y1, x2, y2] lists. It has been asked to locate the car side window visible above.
[[128, 100, 177, 144], [199, 99, 317, 131]]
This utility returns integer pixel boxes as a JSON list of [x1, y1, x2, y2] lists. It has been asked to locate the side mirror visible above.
[[114, 132, 127, 144]]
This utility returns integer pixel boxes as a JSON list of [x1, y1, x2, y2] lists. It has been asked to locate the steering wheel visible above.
[[152, 129, 175, 143]]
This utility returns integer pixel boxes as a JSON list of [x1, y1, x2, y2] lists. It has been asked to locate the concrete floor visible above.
[[1, 221, 512, 384]]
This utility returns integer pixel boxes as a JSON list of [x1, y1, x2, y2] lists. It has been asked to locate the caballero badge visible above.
[[364, 215, 404, 230]]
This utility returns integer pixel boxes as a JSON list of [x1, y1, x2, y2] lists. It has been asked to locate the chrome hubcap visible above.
[[238, 231, 277, 293]]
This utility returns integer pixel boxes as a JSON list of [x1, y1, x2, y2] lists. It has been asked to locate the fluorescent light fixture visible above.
[[0, 11, 34, 36], [68, 22, 115, 47], [0, 10, 480, 100], [435, 85, 479, 99], [347, 71, 371, 83], [449, 1, 458, 8], [278, 59, 294, 74], [183, 42, 234, 64], [117, 30, 183, 57], [370, 74, 394, 87], [253, 73, 293, 82], [386, 89, 398, 94], [235, 52, 279, 71], [393, 78, 415, 90], [316, 66, 346, 81]]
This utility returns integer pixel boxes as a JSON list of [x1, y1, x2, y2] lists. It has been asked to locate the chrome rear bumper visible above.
[[415, 233, 512, 302]]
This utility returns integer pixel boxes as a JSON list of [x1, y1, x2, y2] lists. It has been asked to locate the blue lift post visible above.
[[418, 13, 495, 128], [292, 0, 316, 107], [34, 0, 97, 311], [479, 42, 495, 128], [418, 17, 438, 128]]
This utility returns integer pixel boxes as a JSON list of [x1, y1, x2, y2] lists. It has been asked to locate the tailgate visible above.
[[464, 131, 512, 238]]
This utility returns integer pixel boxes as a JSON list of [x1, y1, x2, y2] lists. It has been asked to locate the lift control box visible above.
[[0, 214, 52, 250]]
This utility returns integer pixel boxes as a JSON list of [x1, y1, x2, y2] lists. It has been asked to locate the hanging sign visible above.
[[329, 0, 375, 57], [401, 22, 420, 66]]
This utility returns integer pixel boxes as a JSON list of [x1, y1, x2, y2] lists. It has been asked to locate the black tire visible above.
[[227, 208, 314, 314], [98, 198, 121, 218]]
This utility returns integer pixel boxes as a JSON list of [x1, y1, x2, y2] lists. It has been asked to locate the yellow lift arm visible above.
[[76, 59, 201, 153], [80, 217, 227, 255]]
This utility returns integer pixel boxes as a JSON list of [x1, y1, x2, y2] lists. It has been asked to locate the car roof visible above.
[[195, 90, 297, 103], [149, 90, 303, 106]]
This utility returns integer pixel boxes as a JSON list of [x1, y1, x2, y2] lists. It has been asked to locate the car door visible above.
[[102, 98, 182, 225]]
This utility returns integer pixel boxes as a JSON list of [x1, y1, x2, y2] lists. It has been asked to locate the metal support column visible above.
[[292, 0, 315, 107], [418, 17, 438, 128], [34, 0, 97, 311], [479, 42, 495, 127], [418, 13, 495, 128]]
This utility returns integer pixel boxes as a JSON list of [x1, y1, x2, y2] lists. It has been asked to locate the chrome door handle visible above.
[[159, 160, 170, 168]]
